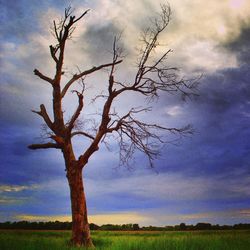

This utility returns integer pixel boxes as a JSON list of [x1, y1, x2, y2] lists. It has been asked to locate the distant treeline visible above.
[[0, 221, 250, 231]]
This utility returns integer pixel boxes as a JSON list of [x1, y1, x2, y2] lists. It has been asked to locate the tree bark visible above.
[[67, 166, 94, 248]]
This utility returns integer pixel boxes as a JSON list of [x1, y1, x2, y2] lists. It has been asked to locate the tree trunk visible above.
[[67, 168, 94, 248]]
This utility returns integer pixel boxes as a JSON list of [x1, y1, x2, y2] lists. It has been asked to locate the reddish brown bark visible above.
[[63, 143, 94, 248], [67, 168, 93, 247]]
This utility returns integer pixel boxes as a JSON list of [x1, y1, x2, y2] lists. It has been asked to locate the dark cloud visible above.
[[158, 62, 250, 178], [197, 67, 250, 116], [83, 22, 128, 65], [224, 27, 250, 64], [0, 88, 34, 127], [0, 122, 65, 186]]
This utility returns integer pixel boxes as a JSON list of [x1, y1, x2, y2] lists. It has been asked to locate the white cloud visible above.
[[171, 40, 238, 73], [165, 105, 183, 116]]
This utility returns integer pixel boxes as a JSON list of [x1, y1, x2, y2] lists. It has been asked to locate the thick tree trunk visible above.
[[67, 168, 94, 248]]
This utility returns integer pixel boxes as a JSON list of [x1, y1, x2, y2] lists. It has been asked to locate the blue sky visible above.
[[0, 0, 250, 226]]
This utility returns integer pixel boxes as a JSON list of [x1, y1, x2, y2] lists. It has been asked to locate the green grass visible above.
[[0, 230, 249, 250]]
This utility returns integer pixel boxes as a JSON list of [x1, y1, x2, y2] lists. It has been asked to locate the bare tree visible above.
[[28, 5, 197, 248]]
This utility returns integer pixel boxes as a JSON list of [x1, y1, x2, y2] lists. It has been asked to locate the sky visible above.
[[0, 0, 250, 226]]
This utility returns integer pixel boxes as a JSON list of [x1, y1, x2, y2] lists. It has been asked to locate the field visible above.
[[0, 230, 250, 250]]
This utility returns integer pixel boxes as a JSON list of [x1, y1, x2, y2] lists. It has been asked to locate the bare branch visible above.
[[105, 107, 193, 167], [49, 45, 59, 63], [61, 60, 122, 98], [72, 9, 90, 23], [53, 20, 60, 41], [34, 69, 54, 85], [67, 91, 84, 133], [71, 131, 95, 140], [91, 92, 108, 104], [31, 104, 54, 131], [28, 143, 61, 150]]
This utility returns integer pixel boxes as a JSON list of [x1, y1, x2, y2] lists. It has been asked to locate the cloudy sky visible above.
[[1, 0, 250, 226]]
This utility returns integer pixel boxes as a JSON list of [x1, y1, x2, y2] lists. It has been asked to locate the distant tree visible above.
[[179, 222, 186, 230], [165, 225, 174, 231], [233, 223, 250, 230], [132, 224, 140, 230], [3, 221, 250, 231], [28, 4, 197, 248], [89, 223, 100, 230], [100, 224, 121, 230], [195, 223, 212, 230]]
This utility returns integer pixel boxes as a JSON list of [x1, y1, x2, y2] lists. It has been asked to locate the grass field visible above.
[[0, 230, 250, 250]]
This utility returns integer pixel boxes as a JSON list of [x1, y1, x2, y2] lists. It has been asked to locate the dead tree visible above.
[[28, 5, 197, 248]]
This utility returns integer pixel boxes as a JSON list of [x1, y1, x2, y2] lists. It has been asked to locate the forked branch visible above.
[[71, 131, 95, 140], [34, 69, 54, 85], [61, 60, 122, 98], [67, 91, 84, 133], [32, 104, 54, 131]]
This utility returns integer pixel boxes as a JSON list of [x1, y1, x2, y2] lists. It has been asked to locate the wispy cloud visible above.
[[84, 171, 250, 202], [14, 214, 71, 222], [145, 208, 250, 225], [0, 184, 38, 193], [16, 169, 249, 211], [239, 209, 250, 217], [0, 184, 38, 205], [0, 196, 30, 205]]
